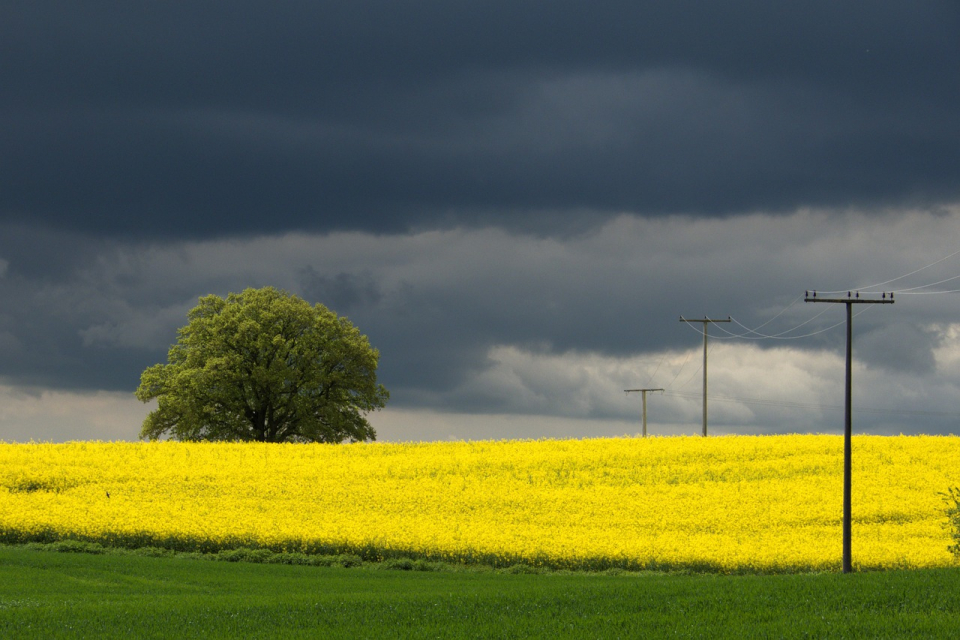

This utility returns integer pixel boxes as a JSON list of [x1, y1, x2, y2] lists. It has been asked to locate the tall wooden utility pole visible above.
[[679, 317, 731, 436], [624, 388, 664, 437], [804, 290, 894, 574]]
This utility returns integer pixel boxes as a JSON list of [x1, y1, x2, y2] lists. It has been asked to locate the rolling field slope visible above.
[[2, 435, 958, 572]]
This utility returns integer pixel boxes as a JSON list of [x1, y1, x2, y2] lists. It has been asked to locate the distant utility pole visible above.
[[805, 290, 894, 574], [624, 388, 664, 437], [679, 317, 731, 437]]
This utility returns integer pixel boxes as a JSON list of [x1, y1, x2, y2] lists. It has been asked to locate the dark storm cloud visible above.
[[298, 268, 383, 313], [2, 1, 958, 238], [857, 322, 941, 375]]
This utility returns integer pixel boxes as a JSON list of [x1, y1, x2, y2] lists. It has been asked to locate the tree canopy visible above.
[[135, 287, 388, 443]]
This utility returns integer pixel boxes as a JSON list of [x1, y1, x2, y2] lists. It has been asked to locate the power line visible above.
[[695, 293, 876, 343], [747, 295, 804, 331], [664, 349, 693, 388], [720, 307, 833, 340], [720, 245, 960, 339], [820, 246, 960, 294], [719, 296, 811, 338], [676, 359, 705, 390], [893, 288, 960, 295], [645, 353, 666, 386], [881, 272, 960, 294], [690, 244, 960, 342], [662, 390, 960, 418], [697, 295, 805, 340], [701, 304, 875, 342]]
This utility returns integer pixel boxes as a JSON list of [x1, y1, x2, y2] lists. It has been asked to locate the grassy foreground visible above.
[[2, 546, 959, 639]]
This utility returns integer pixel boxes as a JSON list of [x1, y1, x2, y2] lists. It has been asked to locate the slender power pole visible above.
[[679, 317, 731, 436], [804, 291, 894, 573], [624, 388, 664, 437]]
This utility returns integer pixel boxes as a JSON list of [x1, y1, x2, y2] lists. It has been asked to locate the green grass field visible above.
[[1, 546, 959, 638]]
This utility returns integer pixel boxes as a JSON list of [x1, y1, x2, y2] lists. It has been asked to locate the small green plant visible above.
[[47, 540, 106, 554], [945, 487, 960, 558], [381, 556, 443, 572], [5, 476, 82, 494], [500, 563, 542, 575]]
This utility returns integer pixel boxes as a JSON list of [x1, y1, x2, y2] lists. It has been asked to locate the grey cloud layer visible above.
[[1, 209, 958, 435], [3, 2, 958, 237]]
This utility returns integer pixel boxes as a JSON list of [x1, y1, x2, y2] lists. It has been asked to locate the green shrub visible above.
[[500, 563, 541, 575], [380, 556, 441, 571], [382, 557, 415, 570], [337, 554, 364, 568], [49, 540, 106, 554], [132, 546, 175, 558], [216, 548, 275, 563], [946, 487, 960, 558], [265, 552, 313, 566]]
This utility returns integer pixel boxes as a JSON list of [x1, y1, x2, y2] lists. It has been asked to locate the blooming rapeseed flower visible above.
[[1, 435, 957, 572]]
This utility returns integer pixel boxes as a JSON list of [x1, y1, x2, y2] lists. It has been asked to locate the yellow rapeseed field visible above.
[[1, 435, 958, 572]]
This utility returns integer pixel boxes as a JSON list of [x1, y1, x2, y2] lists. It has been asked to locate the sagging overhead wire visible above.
[[663, 389, 960, 419], [657, 246, 960, 425], [684, 305, 873, 342], [893, 288, 960, 295], [721, 244, 960, 339], [663, 348, 693, 389], [670, 306, 873, 390], [675, 359, 704, 390], [726, 305, 875, 340], [721, 306, 832, 340], [645, 352, 666, 386], [819, 245, 960, 295], [809, 243, 960, 297], [876, 272, 960, 294]]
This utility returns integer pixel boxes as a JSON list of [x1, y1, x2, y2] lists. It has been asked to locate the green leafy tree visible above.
[[136, 287, 388, 443]]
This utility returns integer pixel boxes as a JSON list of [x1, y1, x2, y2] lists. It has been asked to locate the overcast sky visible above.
[[2, 1, 960, 442]]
